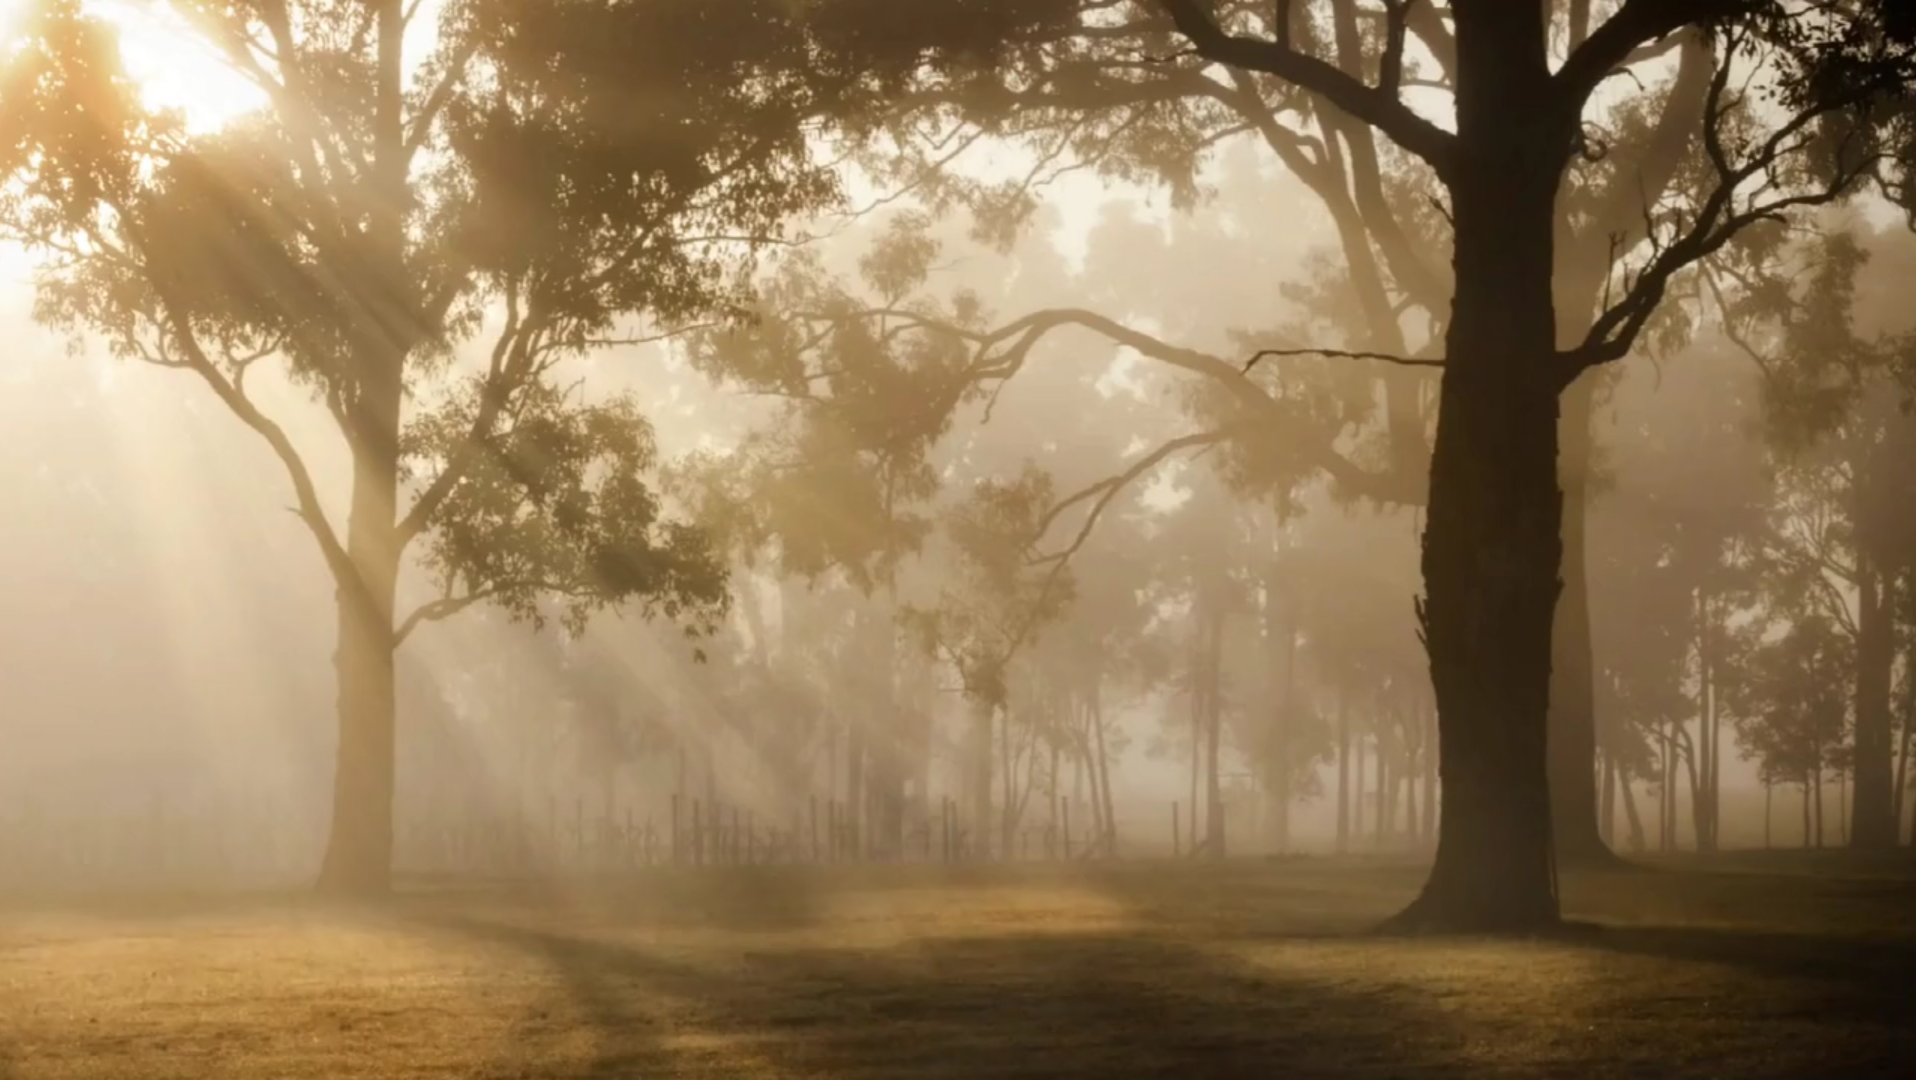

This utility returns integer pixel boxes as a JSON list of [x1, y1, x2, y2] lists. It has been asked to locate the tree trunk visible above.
[[315, 528, 402, 895], [966, 698, 993, 858], [1204, 605, 1226, 859], [1619, 769, 1646, 854], [1802, 776, 1813, 848], [1091, 692, 1117, 852], [313, 0, 412, 898], [1353, 730, 1367, 837], [1336, 688, 1351, 855], [1549, 372, 1613, 865], [1895, 690, 1912, 843], [849, 726, 867, 860], [1270, 596, 1296, 851], [1388, 11, 1564, 931], [1600, 750, 1617, 846], [1421, 696, 1438, 847], [1188, 638, 1202, 853], [1814, 767, 1825, 848], [1694, 587, 1718, 853], [1851, 560, 1898, 848], [1374, 725, 1389, 849], [1764, 778, 1773, 850]]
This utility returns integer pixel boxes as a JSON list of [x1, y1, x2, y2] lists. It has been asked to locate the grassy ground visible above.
[[2, 853, 1912, 1078]]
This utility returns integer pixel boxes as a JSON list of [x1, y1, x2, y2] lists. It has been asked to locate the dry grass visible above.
[[2, 853, 1912, 1078]]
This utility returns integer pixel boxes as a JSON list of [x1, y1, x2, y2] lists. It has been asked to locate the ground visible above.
[[1, 853, 1912, 1078]]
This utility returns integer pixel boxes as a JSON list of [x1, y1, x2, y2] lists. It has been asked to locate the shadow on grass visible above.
[[1581, 923, 1916, 1021], [414, 910, 1468, 1080]]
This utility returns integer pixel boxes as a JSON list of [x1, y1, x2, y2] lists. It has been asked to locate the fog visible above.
[[6, 133, 1911, 891]]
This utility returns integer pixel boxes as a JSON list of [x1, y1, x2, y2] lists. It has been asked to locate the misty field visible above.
[[1, 856, 1911, 1079]]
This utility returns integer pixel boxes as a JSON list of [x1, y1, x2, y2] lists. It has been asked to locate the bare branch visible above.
[[395, 587, 495, 645], [1558, 39, 1894, 380], [1556, 0, 1748, 114], [1157, 0, 1458, 176], [1242, 345, 1443, 372], [1030, 426, 1245, 568]]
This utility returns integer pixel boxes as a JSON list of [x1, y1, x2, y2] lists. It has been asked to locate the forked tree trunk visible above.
[[1387, 7, 1563, 932]]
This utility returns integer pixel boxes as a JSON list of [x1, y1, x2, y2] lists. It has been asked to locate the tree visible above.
[[1724, 223, 1916, 848], [1142, 1, 1915, 929], [820, 2, 1747, 869], [0, 0, 874, 892]]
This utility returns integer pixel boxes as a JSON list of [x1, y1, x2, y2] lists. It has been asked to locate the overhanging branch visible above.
[[1157, 0, 1458, 177]]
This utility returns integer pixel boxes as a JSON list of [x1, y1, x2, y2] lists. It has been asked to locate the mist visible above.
[[1, 2, 1914, 1078]]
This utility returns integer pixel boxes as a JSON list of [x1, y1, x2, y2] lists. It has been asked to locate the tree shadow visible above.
[[413, 909, 1474, 1079], [1573, 922, 1916, 1022]]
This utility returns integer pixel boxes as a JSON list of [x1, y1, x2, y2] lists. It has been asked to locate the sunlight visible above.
[[0, 1, 264, 131], [91, 1, 266, 130]]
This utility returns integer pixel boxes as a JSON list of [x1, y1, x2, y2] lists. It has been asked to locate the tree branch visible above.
[[1242, 345, 1443, 371], [1556, 0, 1748, 113], [1558, 40, 1893, 380], [395, 587, 495, 645], [1029, 426, 1246, 569], [1157, 0, 1458, 177]]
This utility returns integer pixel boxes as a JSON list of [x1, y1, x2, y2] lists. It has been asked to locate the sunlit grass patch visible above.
[[0, 856, 1910, 1078]]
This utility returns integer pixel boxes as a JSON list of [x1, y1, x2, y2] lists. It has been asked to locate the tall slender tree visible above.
[[0, 0, 884, 891]]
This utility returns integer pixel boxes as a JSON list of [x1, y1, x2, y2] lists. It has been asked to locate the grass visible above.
[[2, 853, 1912, 1078]]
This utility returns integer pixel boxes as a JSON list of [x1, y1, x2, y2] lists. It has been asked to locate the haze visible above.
[[0, 3, 1913, 1078]]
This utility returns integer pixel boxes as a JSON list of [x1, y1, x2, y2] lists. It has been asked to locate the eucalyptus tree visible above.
[[811, 1, 1873, 876], [1718, 223, 1916, 849], [822, 0, 1915, 929], [0, 0, 903, 891]]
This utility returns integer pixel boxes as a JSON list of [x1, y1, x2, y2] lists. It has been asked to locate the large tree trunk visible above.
[[1851, 560, 1898, 848], [314, 0, 413, 898], [1388, 6, 1563, 932], [1549, 373, 1613, 865], [316, 527, 402, 895]]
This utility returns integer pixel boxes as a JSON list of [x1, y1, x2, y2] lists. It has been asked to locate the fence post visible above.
[[1172, 801, 1181, 858]]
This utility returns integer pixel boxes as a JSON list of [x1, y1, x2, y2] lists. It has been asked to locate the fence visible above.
[[0, 791, 1127, 891], [396, 793, 1123, 876]]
